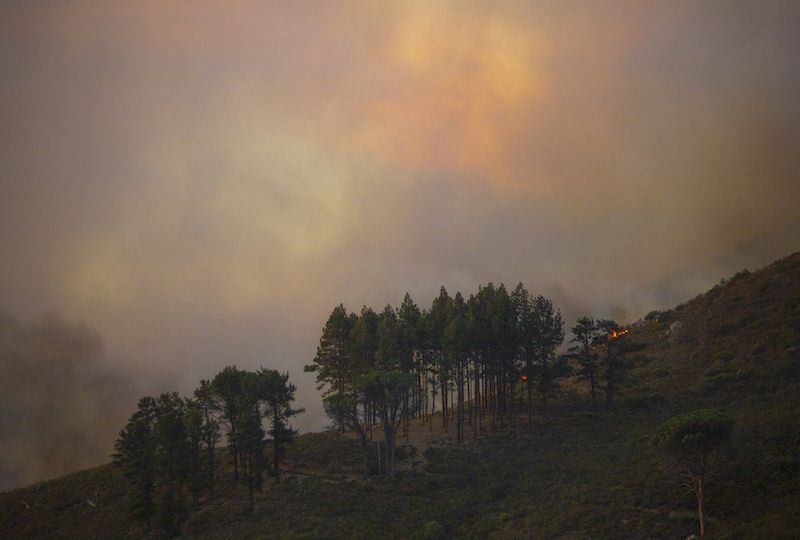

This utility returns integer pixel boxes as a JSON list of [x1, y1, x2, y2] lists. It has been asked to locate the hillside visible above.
[[1, 252, 799, 539]]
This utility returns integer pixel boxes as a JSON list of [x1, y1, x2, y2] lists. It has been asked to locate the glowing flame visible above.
[[609, 328, 630, 340], [520, 374, 528, 382]]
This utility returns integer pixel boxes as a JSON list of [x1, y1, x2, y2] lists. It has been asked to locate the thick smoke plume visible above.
[[0, 1, 799, 487], [0, 313, 140, 491]]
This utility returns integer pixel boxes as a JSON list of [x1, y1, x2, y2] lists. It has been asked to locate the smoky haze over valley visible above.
[[0, 313, 146, 491], [1, 1, 799, 490]]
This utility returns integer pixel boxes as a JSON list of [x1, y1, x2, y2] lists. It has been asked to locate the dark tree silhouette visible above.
[[113, 397, 158, 532], [570, 316, 601, 403], [358, 370, 414, 477], [531, 295, 565, 419], [655, 409, 735, 537], [183, 398, 204, 509], [305, 305, 357, 431], [257, 368, 303, 483], [193, 380, 221, 499], [153, 393, 189, 536], [211, 366, 244, 479]]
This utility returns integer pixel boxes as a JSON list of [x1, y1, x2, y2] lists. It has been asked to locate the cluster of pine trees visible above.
[[112, 366, 302, 536], [306, 283, 633, 475]]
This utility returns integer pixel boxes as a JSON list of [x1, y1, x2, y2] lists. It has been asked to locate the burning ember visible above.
[[608, 328, 630, 340], [519, 374, 528, 382]]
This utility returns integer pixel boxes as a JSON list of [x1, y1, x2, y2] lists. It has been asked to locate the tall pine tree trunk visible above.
[[457, 362, 464, 444], [231, 426, 239, 481], [692, 472, 705, 536], [272, 437, 279, 482], [474, 364, 481, 438], [441, 375, 448, 431], [466, 372, 472, 426], [429, 383, 436, 433], [526, 376, 533, 431]]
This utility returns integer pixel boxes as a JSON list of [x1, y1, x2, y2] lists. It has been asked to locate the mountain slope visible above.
[[1, 252, 799, 539]]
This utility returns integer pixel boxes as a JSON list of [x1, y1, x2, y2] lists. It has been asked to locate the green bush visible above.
[[717, 314, 754, 336], [421, 520, 447, 540], [703, 371, 740, 390], [710, 350, 734, 366], [623, 393, 665, 410], [774, 328, 798, 350]]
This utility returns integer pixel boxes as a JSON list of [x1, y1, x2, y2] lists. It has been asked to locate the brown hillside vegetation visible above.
[[1, 252, 799, 539]]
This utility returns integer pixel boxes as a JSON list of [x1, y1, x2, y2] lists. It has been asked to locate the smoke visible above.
[[0, 1, 799, 487], [0, 313, 143, 491]]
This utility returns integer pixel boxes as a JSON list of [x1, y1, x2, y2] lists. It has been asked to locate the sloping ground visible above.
[[0, 464, 128, 539], [630, 251, 800, 401], [1, 252, 799, 539]]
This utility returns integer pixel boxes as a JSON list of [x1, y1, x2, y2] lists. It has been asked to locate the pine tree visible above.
[[193, 379, 220, 499], [569, 316, 601, 403], [234, 373, 265, 514], [376, 305, 401, 370], [305, 304, 357, 430], [324, 391, 370, 477], [428, 287, 452, 430], [466, 294, 484, 437], [655, 409, 735, 537], [349, 306, 380, 441], [211, 365, 244, 479], [444, 292, 469, 443], [183, 398, 204, 509], [397, 293, 422, 434], [358, 370, 414, 477], [153, 392, 189, 537], [258, 369, 304, 484], [112, 397, 158, 532], [596, 319, 625, 408], [531, 295, 565, 418], [511, 283, 535, 428]]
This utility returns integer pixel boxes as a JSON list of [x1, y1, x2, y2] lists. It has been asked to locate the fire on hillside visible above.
[[609, 328, 630, 340]]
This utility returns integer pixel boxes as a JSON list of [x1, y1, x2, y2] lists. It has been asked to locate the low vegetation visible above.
[[1, 252, 799, 538]]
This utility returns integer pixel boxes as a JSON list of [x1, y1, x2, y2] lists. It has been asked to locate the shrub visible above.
[[774, 328, 798, 350], [421, 520, 447, 540], [645, 310, 661, 321], [709, 350, 734, 366], [730, 270, 751, 282], [703, 371, 740, 390], [717, 314, 754, 336], [623, 393, 665, 410]]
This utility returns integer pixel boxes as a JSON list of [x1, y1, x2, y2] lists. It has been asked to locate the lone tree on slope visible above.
[[654, 409, 734, 537]]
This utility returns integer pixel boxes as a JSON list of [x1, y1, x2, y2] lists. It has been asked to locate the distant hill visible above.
[[2, 252, 799, 539]]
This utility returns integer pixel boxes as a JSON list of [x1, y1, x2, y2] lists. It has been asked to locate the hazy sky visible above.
[[1, 1, 799, 487]]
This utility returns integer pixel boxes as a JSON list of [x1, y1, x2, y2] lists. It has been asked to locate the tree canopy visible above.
[[655, 409, 735, 537]]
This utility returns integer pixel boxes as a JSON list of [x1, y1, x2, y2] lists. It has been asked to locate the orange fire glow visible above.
[[609, 328, 630, 340]]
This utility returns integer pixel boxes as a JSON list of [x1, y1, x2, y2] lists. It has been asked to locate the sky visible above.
[[1, 1, 800, 489]]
